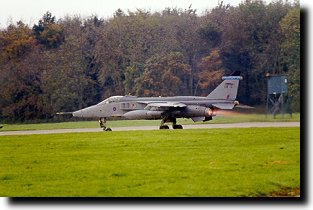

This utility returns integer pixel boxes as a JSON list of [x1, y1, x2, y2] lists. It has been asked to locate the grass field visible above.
[[0, 113, 300, 131], [0, 127, 300, 197]]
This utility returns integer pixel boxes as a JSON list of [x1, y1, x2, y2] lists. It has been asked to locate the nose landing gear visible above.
[[99, 117, 112, 131]]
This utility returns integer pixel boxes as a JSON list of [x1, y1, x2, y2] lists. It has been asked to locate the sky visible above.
[[0, 0, 278, 28]]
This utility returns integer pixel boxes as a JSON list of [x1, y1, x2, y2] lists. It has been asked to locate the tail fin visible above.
[[207, 71, 242, 100]]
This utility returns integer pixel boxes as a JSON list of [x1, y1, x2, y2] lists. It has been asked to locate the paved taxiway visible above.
[[0, 122, 300, 136]]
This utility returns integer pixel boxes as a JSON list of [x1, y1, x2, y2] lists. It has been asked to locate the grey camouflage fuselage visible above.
[[58, 72, 243, 130]]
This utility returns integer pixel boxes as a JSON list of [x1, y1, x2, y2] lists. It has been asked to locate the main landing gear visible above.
[[99, 117, 112, 131], [159, 117, 183, 130]]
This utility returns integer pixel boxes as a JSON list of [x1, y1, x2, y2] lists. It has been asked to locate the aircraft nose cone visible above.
[[72, 105, 99, 118]]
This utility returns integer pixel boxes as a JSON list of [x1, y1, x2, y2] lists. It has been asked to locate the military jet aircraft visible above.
[[57, 71, 243, 131]]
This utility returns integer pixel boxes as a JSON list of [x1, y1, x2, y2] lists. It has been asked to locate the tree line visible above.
[[0, 0, 300, 122]]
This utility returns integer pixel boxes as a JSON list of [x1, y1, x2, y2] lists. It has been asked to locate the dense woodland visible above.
[[0, 0, 300, 122]]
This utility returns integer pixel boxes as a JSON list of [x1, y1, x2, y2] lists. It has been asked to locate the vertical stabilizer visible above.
[[207, 71, 242, 100]]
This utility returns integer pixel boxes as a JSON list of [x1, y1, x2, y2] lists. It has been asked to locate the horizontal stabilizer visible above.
[[235, 104, 254, 109], [212, 103, 235, 110]]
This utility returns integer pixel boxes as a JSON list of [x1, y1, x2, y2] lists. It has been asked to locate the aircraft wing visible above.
[[212, 103, 235, 110], [143, 102, 187, 110]]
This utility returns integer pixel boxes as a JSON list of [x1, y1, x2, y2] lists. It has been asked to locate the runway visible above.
[[0, 122, 300, 136]]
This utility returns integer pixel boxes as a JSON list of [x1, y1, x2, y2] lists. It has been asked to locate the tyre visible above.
[[159, 125, 169, 129]]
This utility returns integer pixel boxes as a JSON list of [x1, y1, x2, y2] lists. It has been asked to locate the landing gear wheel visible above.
[[159, 125, 169, 129], [173, 124, 183, 129], [105, 128, 112, 131]]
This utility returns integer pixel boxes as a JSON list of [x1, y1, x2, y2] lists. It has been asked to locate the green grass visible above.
[[0, 127, 300, 197], [0, 113, 300, 131]]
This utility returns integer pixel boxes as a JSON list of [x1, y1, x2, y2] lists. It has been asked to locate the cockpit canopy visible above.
[[97, 95, 138, 105], [98, 96, 124, 105]]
